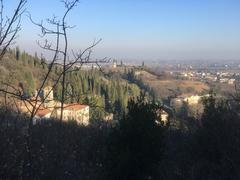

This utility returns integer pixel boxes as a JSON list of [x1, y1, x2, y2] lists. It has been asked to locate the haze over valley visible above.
[[1, 0, 240, 179]]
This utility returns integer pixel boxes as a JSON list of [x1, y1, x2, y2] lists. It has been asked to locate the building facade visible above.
[[18, 87, 90, 125], [55, 104, 90, 125]]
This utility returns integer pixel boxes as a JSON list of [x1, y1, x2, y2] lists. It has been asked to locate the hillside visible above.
[[134, 70, 209, 98], [0, 48, 141, 120]]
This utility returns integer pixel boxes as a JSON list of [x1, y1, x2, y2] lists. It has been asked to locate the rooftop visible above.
[[63, 103, 89, 111], [35, 108, 51, 117]]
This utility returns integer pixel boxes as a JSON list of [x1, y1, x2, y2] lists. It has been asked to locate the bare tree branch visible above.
[[0, 0, 27, 60]]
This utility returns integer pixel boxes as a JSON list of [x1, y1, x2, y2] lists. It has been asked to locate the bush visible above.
[[107, 97, 166, 180]]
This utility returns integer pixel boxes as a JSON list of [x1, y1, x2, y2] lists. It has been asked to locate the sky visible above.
[[5, 0, 240, 61]]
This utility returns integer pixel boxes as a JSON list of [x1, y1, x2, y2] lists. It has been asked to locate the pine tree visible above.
[[55, 83, 62, 100], [25, 72, 36, 96], [108, 97, 165, 179], [21, 51, 28, 66], [15, 46, 20, 60]]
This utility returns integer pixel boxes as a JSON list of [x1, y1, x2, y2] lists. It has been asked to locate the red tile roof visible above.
[[64, 103, 89, 111], [35, 108, 51, 117]]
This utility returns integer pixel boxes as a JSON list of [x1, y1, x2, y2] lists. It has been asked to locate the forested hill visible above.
[[0, 48, 141, 120]]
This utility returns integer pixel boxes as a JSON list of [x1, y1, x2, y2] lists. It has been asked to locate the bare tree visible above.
[[0, 0, 27, 60], [27, 0, 109, 124], [0, 0, 109, 127], [0, 0, 109, 177], [0, 0, 27, 123]]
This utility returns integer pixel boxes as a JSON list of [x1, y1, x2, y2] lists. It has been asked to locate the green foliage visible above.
[[1, 48, 141, 121], [56, 69, 141, 120], [189, 94, 240, 179], [107, 97, 166, 180], [0, 111, 109, 179], [15, 46, 20, 61], [24, 71, 36, 95], [124, 69, 156, 101], [1, 92, 240, 179]]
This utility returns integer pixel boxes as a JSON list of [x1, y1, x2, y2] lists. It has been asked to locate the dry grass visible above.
[[138, 71, 209, 98]]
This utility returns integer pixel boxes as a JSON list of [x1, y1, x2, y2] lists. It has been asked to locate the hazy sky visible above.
[[5, 0, 240, 61]]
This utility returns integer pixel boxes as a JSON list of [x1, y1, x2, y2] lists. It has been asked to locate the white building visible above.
[[160, 110, 168, 124], [228, 79, 236, 85], [171, 94, 209, 106], [19, 87, 90, 125], [55, 104, 90, 125], [184, 95, 201, 105]]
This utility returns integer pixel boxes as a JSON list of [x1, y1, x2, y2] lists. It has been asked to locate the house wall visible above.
[[55, 106, 90, 125]]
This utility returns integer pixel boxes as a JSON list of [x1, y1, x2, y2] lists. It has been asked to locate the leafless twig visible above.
[[0, 0, 27, 60]]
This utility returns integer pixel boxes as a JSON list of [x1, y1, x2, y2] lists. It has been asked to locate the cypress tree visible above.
[[15, 46, 20, 60], [25, 72, 36, 96]]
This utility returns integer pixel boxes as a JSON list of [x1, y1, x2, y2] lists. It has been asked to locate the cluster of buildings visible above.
[[18, 86, 90, 125], [175, 71, 238, 85], [170, 94, 209, 106]]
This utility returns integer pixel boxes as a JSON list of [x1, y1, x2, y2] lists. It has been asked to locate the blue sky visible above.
[[5, 0, 240, 60]]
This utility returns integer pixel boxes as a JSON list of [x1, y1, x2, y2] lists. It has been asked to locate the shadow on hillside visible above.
[[1, 95, 240, 180], [0, 107, 111, 179]]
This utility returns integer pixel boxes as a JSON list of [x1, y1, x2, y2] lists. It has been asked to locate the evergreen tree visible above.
[[114, 99, 121, 117], [25, 72, 36, 96], [34, 52, 39, 67], [191, 94, 240, 179], [15, 46, 20, 60], [179, 101, 189, 119], [55, 83, 62, 100], [108, 97, 166, 179], [21, 51, 27, 65]]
